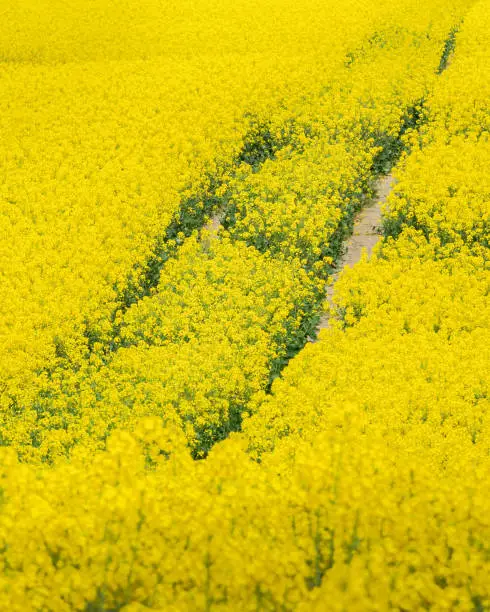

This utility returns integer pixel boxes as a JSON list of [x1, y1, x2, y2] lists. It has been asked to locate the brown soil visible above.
[[203, 214, 222, 234], [315, 173, 394, 333]]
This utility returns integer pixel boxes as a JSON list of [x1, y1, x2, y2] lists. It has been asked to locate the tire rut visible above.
[[315, 173, 395, 334]]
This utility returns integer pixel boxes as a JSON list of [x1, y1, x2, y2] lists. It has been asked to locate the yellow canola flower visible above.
[[0, 0, 469, 413], [1, 236, 321, 462], [0, 0, 484, 609], [225, 138, 373, 275]]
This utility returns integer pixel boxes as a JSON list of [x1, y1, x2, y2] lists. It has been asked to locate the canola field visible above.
[[0, 0, 489, 609]]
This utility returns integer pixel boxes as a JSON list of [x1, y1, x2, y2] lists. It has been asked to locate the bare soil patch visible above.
[[316, 173, 394, 333]]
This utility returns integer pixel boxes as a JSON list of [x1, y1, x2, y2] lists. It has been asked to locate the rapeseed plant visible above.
[[0, 0, 487, 608]]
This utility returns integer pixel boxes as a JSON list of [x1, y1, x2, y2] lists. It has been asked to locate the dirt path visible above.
[[203, 214, 222, 234], [315, 173, 394, 333], [201, 213, 223, 243]]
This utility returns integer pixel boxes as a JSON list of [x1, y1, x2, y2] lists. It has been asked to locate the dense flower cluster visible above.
[[0, 0, 357, 411], [0, 0, 466, 413], [0, 0, 487, 609], [224, 137, 374, 274], [244, 2, 490, 607], [382, 2, 490, 248], [1, 237, 321, 462]]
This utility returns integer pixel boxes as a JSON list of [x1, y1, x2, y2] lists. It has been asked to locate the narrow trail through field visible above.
[[315, 173, 395, 334], [203, 213, 222, 235]]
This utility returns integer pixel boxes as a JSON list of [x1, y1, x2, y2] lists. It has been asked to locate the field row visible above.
[[1, 0, 393, 411], [244, 2, 490, 607], [0, 0, 465, 423], [0, 3, 464, 464], [0, 0, 487, 609]]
